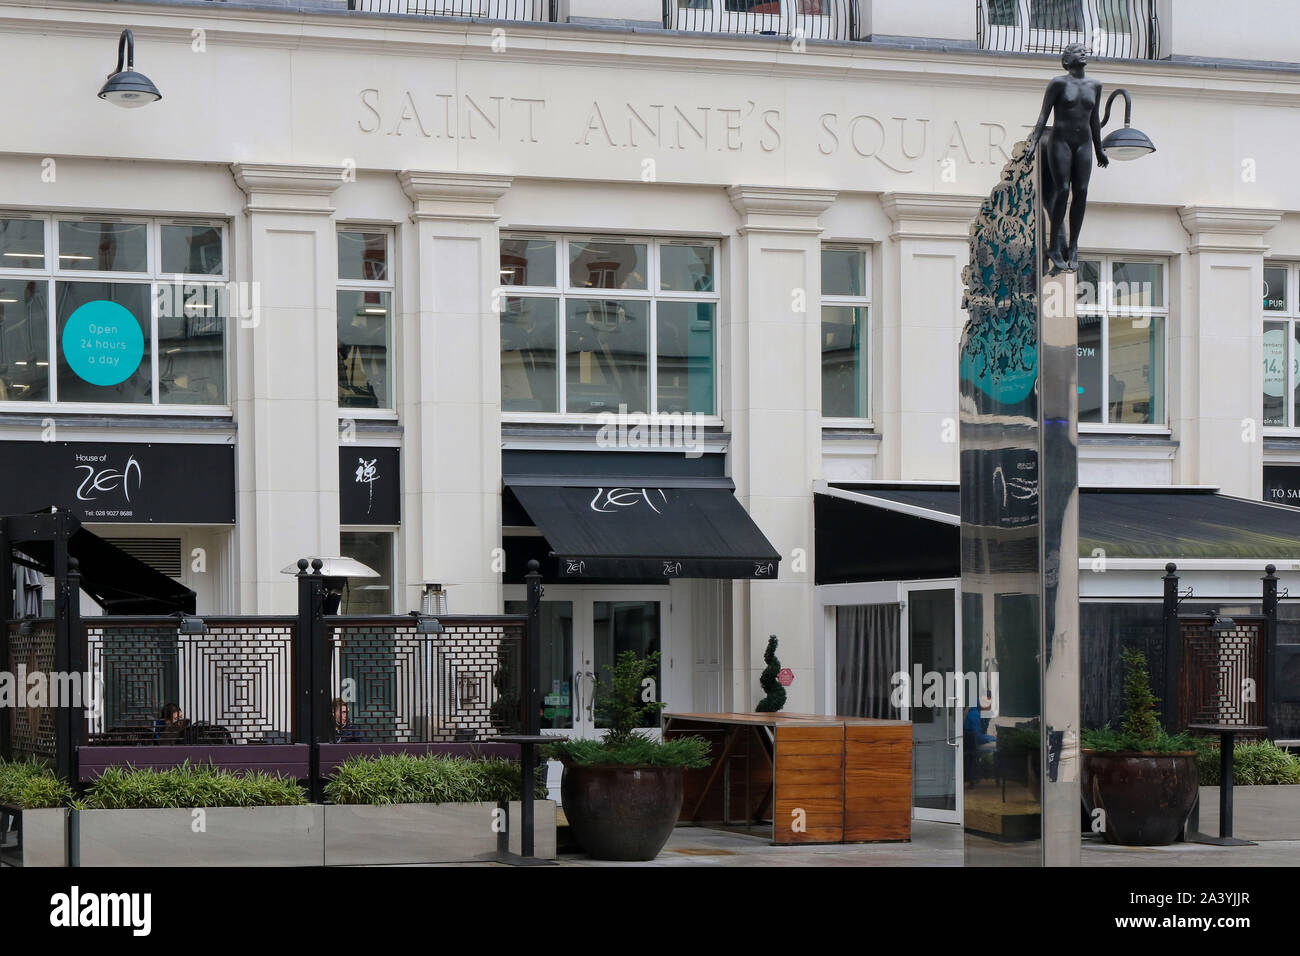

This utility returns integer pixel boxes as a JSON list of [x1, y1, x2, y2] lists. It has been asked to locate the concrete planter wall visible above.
[[1, 807, 69, 867], [324, 800, 557, 865], [72, 806, 325, 867]]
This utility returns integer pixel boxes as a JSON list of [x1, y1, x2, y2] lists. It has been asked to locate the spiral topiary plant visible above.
[[755, 634, 786, 713]]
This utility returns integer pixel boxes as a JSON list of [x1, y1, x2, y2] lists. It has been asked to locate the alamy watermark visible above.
[[595, 403, 706, 459]]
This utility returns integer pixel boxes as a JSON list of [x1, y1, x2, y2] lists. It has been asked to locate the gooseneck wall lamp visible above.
[[1099, 88, 1156, 161], [98, 29, 162, 109]]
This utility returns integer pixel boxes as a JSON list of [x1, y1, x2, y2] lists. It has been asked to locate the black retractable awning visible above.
[[508, 480, 781, 580], [6, 511, 196, 614], [816, 482, 1300, 584]]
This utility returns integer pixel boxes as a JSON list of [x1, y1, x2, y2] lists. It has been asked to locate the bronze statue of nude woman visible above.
[[1027, 42, 1109, 275]]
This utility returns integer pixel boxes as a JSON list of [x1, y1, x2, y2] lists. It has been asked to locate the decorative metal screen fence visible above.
[[664, 0, 856, 41], [977, 0, 1160, 59], [1178, 616, 1268, 733], [329, 617, 525, 743], [85, 618, 297, 745], [7, 619, 57, 763], [346, 0, 556, 20]]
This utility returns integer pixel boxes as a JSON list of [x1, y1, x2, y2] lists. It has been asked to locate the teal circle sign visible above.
[[62, 300, 144, 387]]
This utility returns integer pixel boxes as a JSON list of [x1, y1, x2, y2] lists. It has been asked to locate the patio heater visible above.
[[279, 557, 379, 614]]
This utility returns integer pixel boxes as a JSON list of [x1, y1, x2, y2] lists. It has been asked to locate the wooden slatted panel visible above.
[[844, 723, 912, 841], [773, 725, 843, 843]]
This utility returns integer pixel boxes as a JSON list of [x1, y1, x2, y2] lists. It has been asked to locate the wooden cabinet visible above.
[[662, 712, 911, 844]]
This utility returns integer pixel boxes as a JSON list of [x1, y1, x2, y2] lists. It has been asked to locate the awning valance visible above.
[[507, 480, 781, 580]]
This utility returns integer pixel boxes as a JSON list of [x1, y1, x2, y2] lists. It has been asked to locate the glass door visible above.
[[504, 587, 668, 740], [903, 584, 963, 824]]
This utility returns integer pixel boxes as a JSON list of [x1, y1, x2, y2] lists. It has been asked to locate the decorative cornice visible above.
[[230, 163, 344, 216], [727, 185, 837, 236], [1179, 205, 1284, 253], [398, 171, 513, 222], [881, 192, 983, 239]]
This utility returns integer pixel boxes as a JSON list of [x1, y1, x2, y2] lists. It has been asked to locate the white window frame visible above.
[[339, 526, 398, 615], [0, 212, 231, 415], [1262, 260, 1298, 432], [1076, 254, 1169, 433], [336, 226, 396, 419], [820, 244, 872, 427], [499, 234, 723, 424]]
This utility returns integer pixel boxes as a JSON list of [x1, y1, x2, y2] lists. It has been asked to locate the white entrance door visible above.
[[903, 583, 964, 824], [504, 586, 671, 740]]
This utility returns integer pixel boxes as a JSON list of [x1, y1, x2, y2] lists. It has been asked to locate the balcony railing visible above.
[[977, 0, 1160, 59], [663, 0, 857, 42], [347, 0, 557, 20]]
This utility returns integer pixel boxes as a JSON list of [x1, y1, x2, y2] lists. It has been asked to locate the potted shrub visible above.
[[547, 651, 711, 861], [0, 759, 72, 867], [1081, 649, 1198, 846], [322, 753, 554, 864]]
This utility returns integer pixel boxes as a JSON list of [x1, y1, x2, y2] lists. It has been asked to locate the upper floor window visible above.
[[1263, 262, 1298, 429], [499, 236, 719, 417], [1076, 257, 1166, 428], [0, 215, 227, 408], [821, 246, 870, 421], [337, 230, 393, 411]]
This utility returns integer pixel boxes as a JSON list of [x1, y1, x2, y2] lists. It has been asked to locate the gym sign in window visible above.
[[0, 215, 228, 408]]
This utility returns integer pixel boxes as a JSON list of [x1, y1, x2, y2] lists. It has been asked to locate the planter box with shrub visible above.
[[321, 753, 555, 864], [0, 759, 72, 867]]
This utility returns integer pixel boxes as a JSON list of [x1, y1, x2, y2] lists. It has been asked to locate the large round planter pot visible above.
[[560, 763, 683, 861], [1081, 751, 1198, 846]]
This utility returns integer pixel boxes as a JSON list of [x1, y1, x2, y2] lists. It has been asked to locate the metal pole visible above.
[[66, 557, 83, 788], [1219, 729, 1235, 839], [1162, 562, 1180, 734], [521, 559, 543, 858], [1263, 563, 1278, 738], [52, 510, 72, 784], [296, 558, 327, 802]]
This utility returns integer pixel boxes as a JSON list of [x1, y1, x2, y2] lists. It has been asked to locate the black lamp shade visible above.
[[1101, 125, 1156, 161], [99, 69, 162, 108]]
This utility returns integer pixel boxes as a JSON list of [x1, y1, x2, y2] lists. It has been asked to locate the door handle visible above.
[[946, 696, 960, 747], [584, 671, 596, 718], [573, 670, 583, 719]]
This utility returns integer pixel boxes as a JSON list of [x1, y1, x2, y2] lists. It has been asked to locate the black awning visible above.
[[8, 512, 195, 614], [507, 481, 780, 580], [818, 483, 1300, 581]]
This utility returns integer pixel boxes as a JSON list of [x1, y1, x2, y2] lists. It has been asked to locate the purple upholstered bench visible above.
[[316, 741, 521, 777], [77, 744, 311, 783]]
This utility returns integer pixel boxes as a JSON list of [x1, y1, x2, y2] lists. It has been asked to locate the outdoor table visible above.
[[1185, 723, 1269, 846], [494, 733, 563, 861]]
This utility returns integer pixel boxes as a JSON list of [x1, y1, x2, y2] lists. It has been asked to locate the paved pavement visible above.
[[557, 786, 1300, 867]]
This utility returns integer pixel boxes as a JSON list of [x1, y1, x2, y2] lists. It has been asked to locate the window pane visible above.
[[568, 241, 647, 290], [501, 296, 559, 413], [1077, 312, 1103, 423], [988, 0, 1018, 26], [1264, 266, 1288, 312], [1294, 324, 1300, 431], [822, 249, 866, 297], [338, 290, 391, 408], [657, 301, 715, 414], [0, 278, 49, 401], [506, 599, 574, 731], [660, 244, 715, 293], [565, 298, 649, 413], [1107, 314, 1164, 425], [592, 601, 660, 730], [500, 238, 556, 288], [1264, 322, 1287, 427], [1112, 261, 1163, 309], [161, 225, 223, 276], [1077, 259, 1101, 310], [58, 221, 147, 273], [1030, 0, 1084, 30], [157, 286, 225, 405], [0, 219, 45, 269], [337, 232, 387, 282], [55, 282, 152, 403], [339, 531, 393, 615], [822, 305, 868, 418]]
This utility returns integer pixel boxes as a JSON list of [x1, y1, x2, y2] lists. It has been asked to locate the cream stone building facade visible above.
[[3, 1, 1300, 787]]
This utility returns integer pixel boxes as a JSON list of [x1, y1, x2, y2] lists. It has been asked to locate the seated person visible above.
[[331, 698, 365, 743], [157, 703, 190, 743]]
